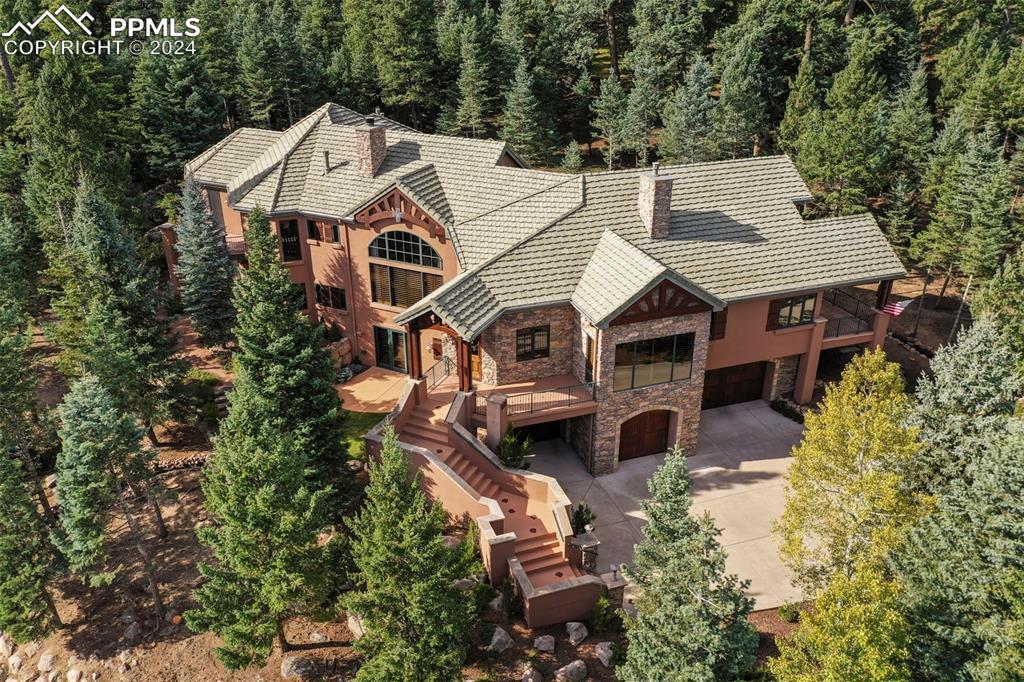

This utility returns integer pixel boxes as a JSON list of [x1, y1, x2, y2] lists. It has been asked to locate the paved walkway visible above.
[[530, 400, 804, 610], [336, 366, 407, 412]]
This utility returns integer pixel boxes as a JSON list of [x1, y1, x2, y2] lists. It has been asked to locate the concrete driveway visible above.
[[529, 400, 804, 610]]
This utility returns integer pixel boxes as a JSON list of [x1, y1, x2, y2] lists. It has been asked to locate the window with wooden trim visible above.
[[331, 224, 340, 242], [315, 283, 346, 310], [306, 219, 319, 240], [767, 294, 816, 331], [369, 230, 442, 268], [369, 263, 442, 308], [278, 220, 301, 261], [516, 325, 550, 361], [710, 308, 728, 340], [613, 332, 695, 391]]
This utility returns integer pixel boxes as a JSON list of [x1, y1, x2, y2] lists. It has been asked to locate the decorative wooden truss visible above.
[[353, 188, 446, 242], [611, 279, 712, 326]]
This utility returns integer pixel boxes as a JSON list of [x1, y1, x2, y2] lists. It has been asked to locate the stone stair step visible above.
[[515, 540, 562, 563], [521, 552, 570, 573], [515, 531, 558, 551]]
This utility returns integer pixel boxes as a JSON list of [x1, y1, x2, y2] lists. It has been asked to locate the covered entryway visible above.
[[619, 410, 671, 460], [702, 361, 767, 409]]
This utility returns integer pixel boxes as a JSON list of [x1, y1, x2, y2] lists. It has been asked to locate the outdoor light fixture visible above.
[[393, 209, 403, 223]]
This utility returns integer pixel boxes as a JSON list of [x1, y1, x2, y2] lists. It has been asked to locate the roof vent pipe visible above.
[[323, 150, 331, 173]]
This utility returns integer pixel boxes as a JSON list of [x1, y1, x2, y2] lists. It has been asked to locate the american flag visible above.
[[881, 299, 912, 316]]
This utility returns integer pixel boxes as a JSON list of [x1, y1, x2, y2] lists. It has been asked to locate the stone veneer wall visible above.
[[478, 305, 578, 385], [591, 311, 711, 475], [766, 355, 800, 400], [567, 414, 595, 467]]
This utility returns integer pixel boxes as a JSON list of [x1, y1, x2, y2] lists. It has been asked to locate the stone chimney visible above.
[[638, 162, 673, 239], [355, 116, 386, 177]]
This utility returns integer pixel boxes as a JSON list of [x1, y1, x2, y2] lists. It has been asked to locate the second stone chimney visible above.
[[355, 116, 387, 177], [638, 162, 673, 239]]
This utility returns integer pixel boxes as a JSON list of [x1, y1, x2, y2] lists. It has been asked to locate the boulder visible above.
[[0, 634, 11, 657], [565, 621, 588, 646], [346, 613, 366, 640], [36, 653, 55, 673], [124, 622, 141, 642], [533, 635, 555, 653], [441, 535, 461, 549], [452, 578, 475, 593], [309, 631, 326, 643], [47, 672, 60, 682], [485, 627, 513, 654], [19, 645, 37, 660], [595, 641, 614, 668], [67, 671, 82, 682], [522, 667, 543, 682], [280, 657, 323, 679], [554, 660, 587, 681], [486, 594, 506, 620], [8, 655, 21, 673]]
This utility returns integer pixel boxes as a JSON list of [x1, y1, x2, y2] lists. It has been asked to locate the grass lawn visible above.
[[342, 410, 389, 460]]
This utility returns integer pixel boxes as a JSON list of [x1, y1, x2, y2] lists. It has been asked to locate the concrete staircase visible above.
[[398, 391, 580, 587]]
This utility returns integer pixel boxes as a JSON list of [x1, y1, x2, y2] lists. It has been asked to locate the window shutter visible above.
[[766, 299, 783, 331], [710, 308, 728, 340], [370, 264, 391, 304]]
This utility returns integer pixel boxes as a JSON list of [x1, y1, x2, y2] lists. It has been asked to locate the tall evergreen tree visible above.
[[341, 0, 380, 108], [373, 0, 437, 125], [593, 76, 629, 170], [342, 424, 478, 680], [892, 422, 1024, 682], [974, 252, 1024, 376], [713, 33, 766, 159], [885, 64, 933, 188], [620, 449, 757, 681], [189, 0, 238, 126], [920, 107, 969, 205], [880, 176, 916, 263], [186, 379, 337, 669], [175, 175, 236, 347], [0, 442, 61, 643], [55, 376, 165, 618], [231, 208, 348, 501], [625, 79, 658, 167], [453, 16, 491, 137], [775, 349, 925, 594], [909, 319, 1022, 495], [561, 140, 583, 173], [777, 51, 818, 156], [0, 214, 31, 314], [659, 56, 716, 164], [624, 0, 704, 98], [499, 59, 554, 165]]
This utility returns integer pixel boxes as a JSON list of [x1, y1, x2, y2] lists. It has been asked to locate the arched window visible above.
[[369, 231, 442, 269]]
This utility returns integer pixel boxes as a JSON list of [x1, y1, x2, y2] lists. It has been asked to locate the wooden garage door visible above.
[[701, 361, 767, 409], [619, 410, 671, 461]]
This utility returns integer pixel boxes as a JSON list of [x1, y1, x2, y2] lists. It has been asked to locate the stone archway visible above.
[[608, 404, 683, 466]]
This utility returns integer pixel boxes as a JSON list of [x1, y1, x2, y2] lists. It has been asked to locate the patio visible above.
[[529, 400, 805, 610], [336, 366, 407, 412]]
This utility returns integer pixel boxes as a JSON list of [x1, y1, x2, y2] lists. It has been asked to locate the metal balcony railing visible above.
[[823, 288, 875, 339], [421, 356, 453, 392], [824, 316, 872, 338], [506, 382, 598, 417]]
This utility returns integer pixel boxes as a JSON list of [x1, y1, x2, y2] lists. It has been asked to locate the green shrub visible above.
[[498, 426, 531, 469], [589, 594, 621, 634], [571, 502, 596, 534], [777, 601, 802, 623]]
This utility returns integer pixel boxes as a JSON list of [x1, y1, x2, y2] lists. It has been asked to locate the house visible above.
[[165, 103, 905, 625]]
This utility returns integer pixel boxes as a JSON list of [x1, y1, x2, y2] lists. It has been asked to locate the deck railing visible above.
[[421, 356, 453, 392], [506, 382, 598, 416], [474, 394, 487, 415], [823, 288, 875, 338], [824, 315, 872, 338]]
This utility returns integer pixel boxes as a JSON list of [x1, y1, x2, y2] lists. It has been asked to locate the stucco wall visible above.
[[591, 311, 711, 475], [479, 305, 577, 385], [705, 294, 822, 370]]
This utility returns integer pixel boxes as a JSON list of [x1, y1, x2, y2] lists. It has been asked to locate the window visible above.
[[370, 263, 442, 308], [279, 220, 301, 261], [516, 326, 550, 361], [767, 294, 816, 331], [369, 231, 442, 268], [613, 332, 695, 392], [306, 219, 319, 240], [315, 283, 346, 310], [331, 224, 340, 242], [291, 282, 308, 310], [710, 308, 728, 340]]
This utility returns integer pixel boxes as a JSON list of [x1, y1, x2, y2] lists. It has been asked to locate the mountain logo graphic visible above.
[[3, 5, 94, 37]]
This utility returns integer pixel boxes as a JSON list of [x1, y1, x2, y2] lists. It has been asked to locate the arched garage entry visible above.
[[618, 409, 673, 461]]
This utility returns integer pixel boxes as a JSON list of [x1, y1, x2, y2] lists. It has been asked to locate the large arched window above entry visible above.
[[369, 230, 442, 269]]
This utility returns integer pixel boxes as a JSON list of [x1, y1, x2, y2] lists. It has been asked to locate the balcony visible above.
[[468, 375, 599, 427], [822, 288, 876, 342]]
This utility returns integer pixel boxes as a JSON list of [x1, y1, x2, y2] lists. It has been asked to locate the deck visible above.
[[429, 373, 599, 426]]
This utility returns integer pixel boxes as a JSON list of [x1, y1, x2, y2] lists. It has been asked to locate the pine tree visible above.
[[794, 30, 887, 214], [881, 176, 916, 263], [373, 0, 437, 125], [624, 0, 704, 98], [189, 0, 238, 125], [713, 33, 766, 159], [775, 349, 925, 594], [620, 449, 757, 681], [175, 174, 236, 347], [770, 563, 911, 682], [885, 64, 933, 187], [593, 77, 628, 170], [499, 59, 554, 166], [961, 156, 1014, 278], [231, 208, 348, 502], [55, 376, 165, 618], [342, 423, 478, 680], [974, 252, 1024, 375], [561, 141, 583, 173], [132, 52, 224, 182], [236, 0, 280, 126], [570, 73, 594, 147], [186, 381, 336, 669], [453, 16, 491, 137], [625, 79, 658, 167], [659, 56, 716, 164], [935, 24, 993, 115], [341, 0, 380, 107], [892, 422, 1024, 681], [0, 442, 60, 643], [909, 319, 1022, 495], [956, 41, 1004, 130], [920, 108, 969, 205], [778, 51, 818, 156], [0, 214, 29, 313]]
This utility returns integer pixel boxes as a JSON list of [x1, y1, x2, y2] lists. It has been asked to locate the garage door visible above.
[[619, 410, 671, 460], [702, 362, 767, 409]]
